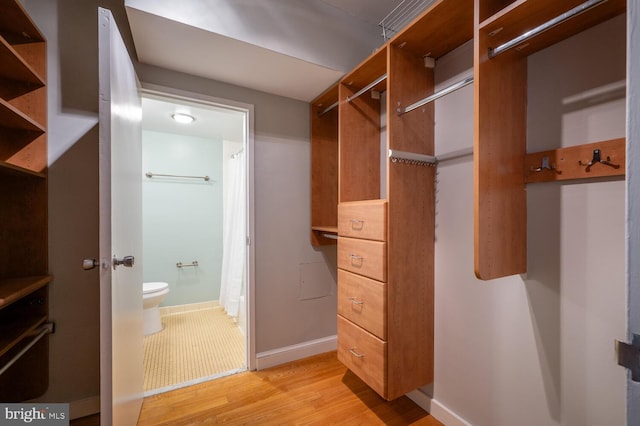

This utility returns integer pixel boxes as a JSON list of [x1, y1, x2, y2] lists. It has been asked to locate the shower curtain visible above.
[[220, 150, 245, 318]]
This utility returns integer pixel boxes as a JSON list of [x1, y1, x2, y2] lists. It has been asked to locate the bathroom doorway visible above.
[[139, 88, 254, 395]]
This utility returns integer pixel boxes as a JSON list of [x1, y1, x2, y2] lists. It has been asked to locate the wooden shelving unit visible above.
[[0, 0, 50, 402], [309, 0, 473, 401], [474, 0, 627, 280]]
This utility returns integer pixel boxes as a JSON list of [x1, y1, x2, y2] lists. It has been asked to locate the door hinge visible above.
[[616, 333, 640, 382]]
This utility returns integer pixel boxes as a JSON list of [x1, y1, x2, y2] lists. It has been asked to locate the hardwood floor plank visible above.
[[137, 351, 442, 425]]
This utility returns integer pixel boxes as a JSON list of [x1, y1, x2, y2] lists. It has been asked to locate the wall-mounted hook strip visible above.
[[531, 155, 561, 174], [578, 148, 621, 172]]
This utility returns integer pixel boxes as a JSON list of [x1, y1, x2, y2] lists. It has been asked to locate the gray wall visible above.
[[23, 0, 337, 406]]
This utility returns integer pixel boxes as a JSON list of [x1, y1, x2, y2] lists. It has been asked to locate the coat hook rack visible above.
[[531, 156, 561, 174], [578, 149, 620, 172]]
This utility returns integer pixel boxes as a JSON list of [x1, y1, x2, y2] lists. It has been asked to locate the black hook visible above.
[[579, 149, 620, 172], [531, 156, 561, 174]]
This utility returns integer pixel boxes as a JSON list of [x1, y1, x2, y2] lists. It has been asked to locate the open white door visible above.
[[98, 8, 143, 425]]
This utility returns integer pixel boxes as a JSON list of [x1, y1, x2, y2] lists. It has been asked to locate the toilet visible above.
[[143, 282, 170, 336]]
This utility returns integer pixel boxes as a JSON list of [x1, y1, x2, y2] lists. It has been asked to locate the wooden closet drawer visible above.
[[337, 315, 386, 398], [338, 269, 386, 339], [338, 237, 387, 282], [338, 200, 387, 241]]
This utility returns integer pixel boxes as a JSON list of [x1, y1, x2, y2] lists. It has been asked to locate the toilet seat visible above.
[[143, 281, 168, 294]]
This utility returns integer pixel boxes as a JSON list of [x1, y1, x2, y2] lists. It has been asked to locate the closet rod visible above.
[[346, 74, 387, 103], [319, 100, 339, 116], [397, 76, 473, 115], [389, 149, 437, 166], [146, 172, 210, 181], [436, 147, 474, 162], [322, 233, 338, 240], [488, 0, 606, 59], [0, 323, 54, 377]]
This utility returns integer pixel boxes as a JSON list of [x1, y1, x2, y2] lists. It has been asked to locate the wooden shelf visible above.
[[479, 0, 626, 58], [0, 276, 52, 309], [390, 0, 473, 58], [0, 0, 49, 402], [0, 0, 45, 45], [312, 226, 338, 234], [0, 97, 45, 132], [0, 35, 46, 87], [0, 160, 47, 178]]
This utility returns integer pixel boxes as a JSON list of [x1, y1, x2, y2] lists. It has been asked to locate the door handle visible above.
[[83, 259, 99, 270], [113, 255, 135, 270]]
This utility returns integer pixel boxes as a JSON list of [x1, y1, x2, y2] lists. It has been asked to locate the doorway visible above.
[[139, 88, 254, 395]]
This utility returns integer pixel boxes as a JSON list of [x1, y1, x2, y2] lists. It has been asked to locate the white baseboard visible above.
[[69, 395, 100, 420], [255, 335, 337, 370], [406, 389, 472, 426]]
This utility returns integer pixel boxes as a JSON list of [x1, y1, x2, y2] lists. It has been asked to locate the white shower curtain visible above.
[[220, 150, 245, 318]]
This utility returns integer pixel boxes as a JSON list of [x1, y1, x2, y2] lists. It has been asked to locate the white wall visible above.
[[142, 130, 224, 306], [430, 15, 626, 426]]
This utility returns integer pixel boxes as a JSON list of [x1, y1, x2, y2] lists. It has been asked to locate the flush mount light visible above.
[[171, 113, 195, 124]]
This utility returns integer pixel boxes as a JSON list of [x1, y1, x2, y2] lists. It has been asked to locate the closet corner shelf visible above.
[[0, 276, 52, 310], [311, 226, 338, 234], [0, 35, 46, 87], [0, 98, 46, 133], [0, 0, 46, 44], [0, 160, 47, 178]]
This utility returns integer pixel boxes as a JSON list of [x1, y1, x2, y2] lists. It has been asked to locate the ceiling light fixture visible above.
[[171, 113, 195, 124]]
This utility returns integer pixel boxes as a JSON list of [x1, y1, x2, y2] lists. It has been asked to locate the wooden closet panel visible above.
[[473, 26, 527, 280], [387, 44, 434, 154], [386, 162, 435, 400]]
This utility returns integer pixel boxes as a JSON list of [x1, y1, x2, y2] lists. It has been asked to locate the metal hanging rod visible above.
[[389, 149, 437, 167], [322, 233, 338, 240], [397, 75, 474, 115], [146, 172, 210, 182], [346, 74, 387, 103], [318, 100, 339, 116], [436, 147, 474, 162], [488, 0, 607, 59], [0, 323, 54, 377], [176, 260, 199, 268]]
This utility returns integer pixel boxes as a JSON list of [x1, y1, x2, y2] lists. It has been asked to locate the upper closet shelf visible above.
[[0, 36, 46, 87], [480, 0, 626, 57], [0, 0, 45, 44]]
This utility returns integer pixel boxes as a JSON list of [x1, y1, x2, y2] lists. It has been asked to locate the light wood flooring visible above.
[[137, 351, 442, 425]]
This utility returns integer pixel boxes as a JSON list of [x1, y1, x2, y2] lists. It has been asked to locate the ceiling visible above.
[[142, 94, 245, 142], [125, 0, 405, 102]]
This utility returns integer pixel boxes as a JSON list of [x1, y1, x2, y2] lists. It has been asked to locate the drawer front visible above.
[[337, 315, 386, 398], [338, 269, 386, 340], [338, 201, 387, 241], [338, 237, 387, 282]]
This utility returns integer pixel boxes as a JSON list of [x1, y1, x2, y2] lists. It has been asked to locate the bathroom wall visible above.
[[142, 130, 224, 306]]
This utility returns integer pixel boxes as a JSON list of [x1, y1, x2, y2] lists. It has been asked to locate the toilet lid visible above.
[[143, 281, 169, 294]]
